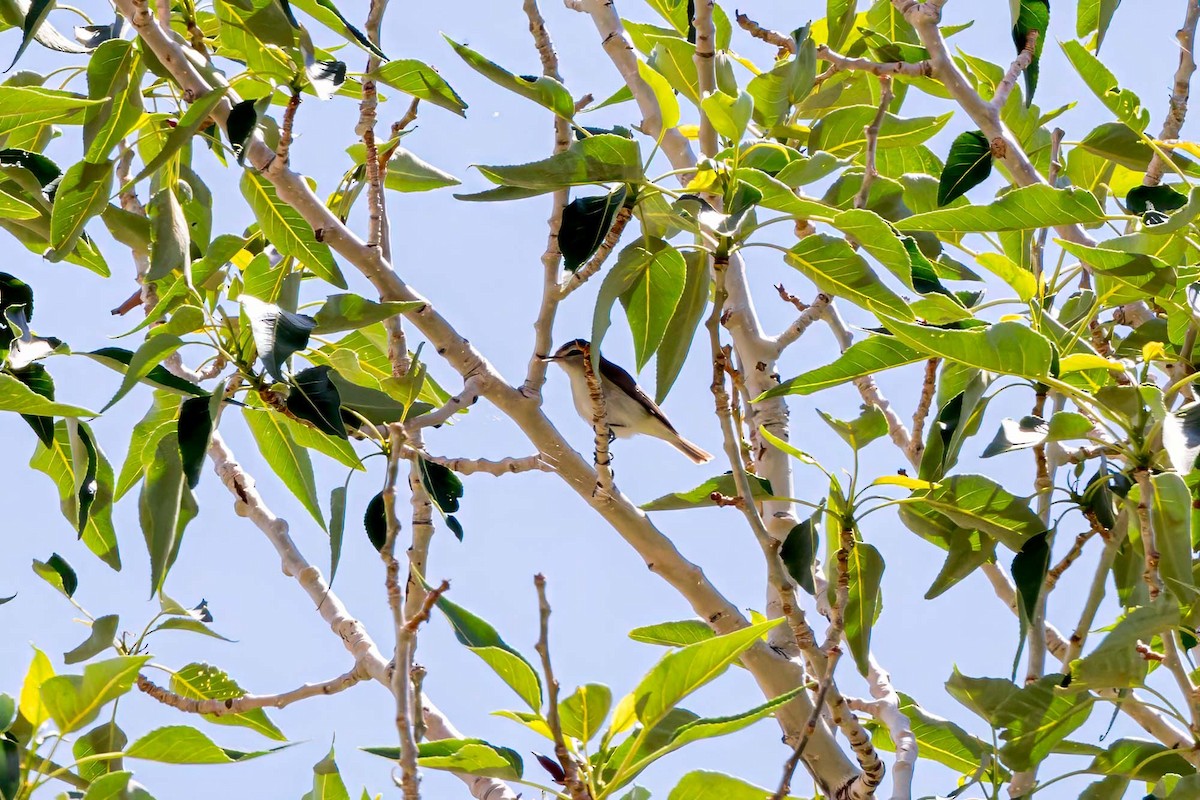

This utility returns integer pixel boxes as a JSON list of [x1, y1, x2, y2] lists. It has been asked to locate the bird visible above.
[[542, 339, 713, 464]]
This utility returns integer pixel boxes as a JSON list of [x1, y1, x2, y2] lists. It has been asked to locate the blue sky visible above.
[[0, 1, 1189, 798]]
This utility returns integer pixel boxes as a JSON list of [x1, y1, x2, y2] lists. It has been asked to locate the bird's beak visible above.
[[538, 353, 559, 362]]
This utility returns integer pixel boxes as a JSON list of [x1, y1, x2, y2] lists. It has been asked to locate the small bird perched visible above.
[[543, 339, 713, 464]]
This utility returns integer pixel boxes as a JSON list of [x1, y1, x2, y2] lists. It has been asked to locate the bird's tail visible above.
[[672, 436, 713, 464]]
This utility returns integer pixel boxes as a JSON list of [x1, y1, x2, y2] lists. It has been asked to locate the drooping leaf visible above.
[[781, 507, 821, 595], [1060, 39, 1148, 131], [100, 334, 184, 412], [1011, 0, 1049, 104], [615, 238, 687, 370], [138, 432, 196, 595], [241, 294, 316, 381], [177, 391, 219, 490], [241, 172, 346, 288], [32, 552, 78, 597], [641, 473, 781, 510], [364, 738, 524, 780], [243, 405, 326, 529], [560, 186, 628, 272], [63, 614, 118, 664], [435, 595, 543, 713], [1010, 531, 1050, 628], [473, 135, 643, 194], [287, 365, 346, 439], [445, 36, 574, 119], [363, 490, 386, 551], [655, 250, 709, 403], [49, 158, 114, 258], [146, 186, 189, 281], [1070, 600, 1179, 689]]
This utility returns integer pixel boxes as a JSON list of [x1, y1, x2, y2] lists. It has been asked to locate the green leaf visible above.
[[151, 617, 233, 642], [169, 663, 286, 741], [559, 684, 611, 744], [667, 771, 781, 800], [30, 422, 120, 570], [241, 172, 346, 288], [0, 372, 94, 416], [124, 87, 229, 189], [641, 473, 782, 510], [975, 253, 1037, 301], [616, 239, 687, 371], [1011, 531, 1050, 627], [475, 134, 643, 193], [287, 365, 346, 439], [781, 507, 821, 595], [0, 184, 38, 219], [101, 334, 184, 412], [287, 0, 385, 58], [1070, 601, 1180, 689], [146, 187, 189, 281], [384, 148, 459, 192], [84, 40, 144, 163], [633, 618, 781, 729], [49, 159, 114, 257], [1060, 40, 1148, 131], [1086, 738, 1197, 780], [868, 692, 1001, 776], [311, 294, 422, 334], [0, 693, 14, 732], [242, 406, 326, 529], [1148, 472, 1193, 603], [241, 294, 316, 381], [80, 771, 133, 800], [629, 620, 716, 648], [838, 540, 884, 674], [116, 394, 180, 500], [436, 595, 543, 712], [908, 474, 1044, 552], [655, 250, 709, 403], [995, 675, 1093, 771], [785, 234, 914, 321], [126, 725, 283, 763], [363, 491, 386, 551], [885, 319, 1053, 380], [41, 655, 149, 734], [369, 59, 466, 115], [84, 347, 209, 399], [445, 36, 573, 119], [809, 106, 952, 156], [72, 720, 126, 782], [638, 57, 680, 130], [63, 614, 118, 665], [7, 0, 53, 70], [0, 86, 101, 136], [901, 185, 1106, 232], [1077, 0, 1122, 50], [18, 647, 54, 727], [177, 392, 218, 490], [308, 743, 350, 800], [32, 552, 78, 597], [818, 407, 889, 451], [982, 412, 1094, 457], [1011, 0, 1049, 104], [700, 90, 753, 142], [366, 738, 523, 780], [139, 432, 196, 596], [939, 130, 993, 206], [560, 186, 627, 273], [763, 336, 924, 399]]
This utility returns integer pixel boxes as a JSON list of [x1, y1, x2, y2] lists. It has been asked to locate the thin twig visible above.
[[136, 667, 367, 715], [275, 88, 301, 167], [774, 291, 831, 354], [734, 11, 794, 55], [817, 44, 932, 79], [1135, 468, 1164, 600], [992, 31, 1038, 110], [534, 575, 590, 800], [908, 358, 939, 464], [580, 342, 614, 497], [854, 76, 893, 210]]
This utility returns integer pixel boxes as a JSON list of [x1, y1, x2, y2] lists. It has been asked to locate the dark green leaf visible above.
[[329, 485, 346, 582], [311, 294, 422, 334], [475, 134, 643, 193], [85, 347, 208, 398], [177, 393, 217, 490], [138, 432, 196, 596], [939, 130, 992, 206], [781, 508, 820, 595], [241, 295, 315, 381], [7, 0, 53, 70], [655, 250, 709, 403], [146, 187, 189, 281], [33, 552, 77, 597], [15, 362, 55, 446], [1011, 531, 1050, 627], [419, 457, 463, 513], [445, 36, 573, 119], [1012, 0, 1049, 104], [561, 186, 627, 272], [1127, 185, 1188, 215], [100, 334, 184, 412], [364, 491, 386, 551], [287, 365, 346, 438]]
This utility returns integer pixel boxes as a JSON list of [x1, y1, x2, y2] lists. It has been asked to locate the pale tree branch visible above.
[[416, 452, 554, 477], [773, 290, 831, 355], [1135, 468, 1164, 600], [816, 44, 931, 79], [136, 667, 367, 715], [991, 31, 1038, 112], [772, 649, 841, 800], [405, 377, 485, 430], [580, 341, 615, 497], [1146, 0, 1200, 186], [524, 0, 573, 395], [908, 359, 938, 465], [116, 1, 858, 789], [693, 0, 718, 156]]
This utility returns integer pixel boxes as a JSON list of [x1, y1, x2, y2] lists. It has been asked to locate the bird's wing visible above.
[[598, 355, 680, 434]]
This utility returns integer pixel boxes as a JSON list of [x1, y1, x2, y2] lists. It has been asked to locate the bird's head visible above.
[[542, 339, 591, 369]]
